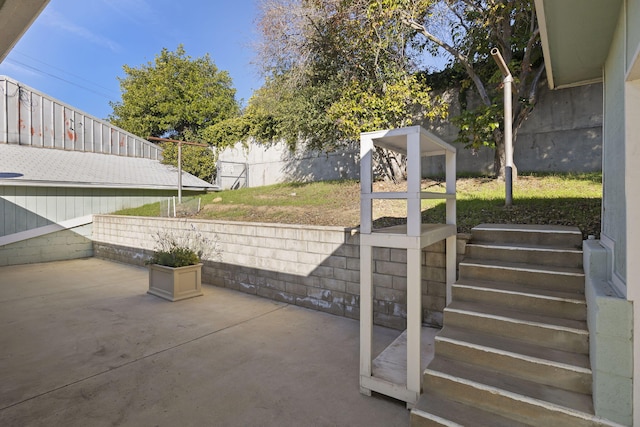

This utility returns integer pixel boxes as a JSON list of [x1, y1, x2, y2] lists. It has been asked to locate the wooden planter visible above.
[[148, 263, 203, 301]]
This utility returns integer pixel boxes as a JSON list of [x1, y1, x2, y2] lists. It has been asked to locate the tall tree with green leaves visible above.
[[109, 45, 240, 181], [392, 0, 545, 177], [238, 0, 446, 181]]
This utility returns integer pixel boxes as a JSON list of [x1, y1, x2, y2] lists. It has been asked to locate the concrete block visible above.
[[310, 265, 334, 279], [322, 255, 347, 269], [306, 288, 333, 301], [345, 282, 360, 296], [375, 287, 406, 303], [392, 276, 407, 291], [425, 281, 446, 297], [425, 252, 446, 268], [425, 240, 445, 252], [345, 305, 360, 320], [295, 296, 344, 316], [375, 260, 406, 277], [263, 279, 287, 292], [346, 257, 360, 271], [391, 303, 407, 318], [372, 273, 393, 288], [285, 282, 309, 297], [297, 251, 328, 266], [390, 248, 406, 263], [334, 244, 359, 258], [374, 312, 406, 331], [285, 239, 307, 251], [422, 266, 445, 282], [255, 226, 277, 238], [320, 278, 347, 293], [333, 268, 359, 283], [373, 247, 391, 261], [423, 310, 443, 328], [274, 227, 300, 240], [306, 241, 340, 255], [257, 287, 296, 304]]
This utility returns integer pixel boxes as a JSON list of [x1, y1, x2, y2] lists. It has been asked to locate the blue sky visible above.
[[0, 0, 262, 120]]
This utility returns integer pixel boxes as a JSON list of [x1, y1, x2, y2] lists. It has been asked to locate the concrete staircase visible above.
[[410, 224, 622, 427]]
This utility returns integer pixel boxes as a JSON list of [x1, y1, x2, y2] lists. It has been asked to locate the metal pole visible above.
[[504, 74, 513, 206], [178, 141, 182, 204], [491, 47, 514, 206]]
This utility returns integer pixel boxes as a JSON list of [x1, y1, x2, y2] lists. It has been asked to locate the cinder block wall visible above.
[[93, 215, 468, 330]]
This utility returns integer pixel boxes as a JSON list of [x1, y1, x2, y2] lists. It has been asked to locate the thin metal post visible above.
[[178, 141, 182, 204], [491, 47, 514, 206]]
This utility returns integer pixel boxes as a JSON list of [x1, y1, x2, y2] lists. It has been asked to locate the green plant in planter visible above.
[[148, 223, 221, 268]]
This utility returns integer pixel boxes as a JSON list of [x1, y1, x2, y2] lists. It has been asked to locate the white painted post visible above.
[[406, 247, 422, 398], [359, 243, 373, 395], [406, 130, 422, 236]]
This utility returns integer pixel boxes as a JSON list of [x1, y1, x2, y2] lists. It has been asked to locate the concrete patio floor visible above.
[[0, 258, 410, 426]]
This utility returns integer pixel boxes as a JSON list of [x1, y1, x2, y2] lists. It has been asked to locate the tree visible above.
[[241, 0, 446, 181], [394, 0, 545, 177], [109, 45, 240, 180]]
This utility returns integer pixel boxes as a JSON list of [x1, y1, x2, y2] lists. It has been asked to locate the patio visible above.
[[0, 258, 409, 426]]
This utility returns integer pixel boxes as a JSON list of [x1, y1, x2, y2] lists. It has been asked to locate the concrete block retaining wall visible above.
[[93, 215, 468, 330]]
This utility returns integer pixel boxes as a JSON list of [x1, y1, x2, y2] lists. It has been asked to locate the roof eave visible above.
[[535, 0, 622, 89]]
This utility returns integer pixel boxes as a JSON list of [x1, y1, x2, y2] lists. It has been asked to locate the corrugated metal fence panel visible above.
[[0, 75, 162, 160]]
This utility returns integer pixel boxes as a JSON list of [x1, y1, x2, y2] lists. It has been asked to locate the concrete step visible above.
[[443, 301, 589, 354], [423, 357, 620, 427], [465, 242, 583, 268], [471, 223, 584, 248], [459, 258, 585, 293], [453, 279, 587, 321], [436, 326, 592, 394], [410, 390, 533, 427]]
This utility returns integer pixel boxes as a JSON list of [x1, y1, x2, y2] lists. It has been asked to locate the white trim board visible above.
[[0, 215, 93, 247]]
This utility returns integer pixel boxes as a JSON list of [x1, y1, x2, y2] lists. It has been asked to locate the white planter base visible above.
[[148, 263, 203, 302]]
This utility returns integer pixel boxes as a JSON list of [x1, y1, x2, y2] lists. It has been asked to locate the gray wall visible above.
[[0, 186, 179, 266], [93, 215, 469, 330], [423, 82, 603, 175], [217, 141, 359, 189], [218, 82, 603, 186]]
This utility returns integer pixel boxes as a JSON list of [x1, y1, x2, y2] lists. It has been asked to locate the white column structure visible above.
[[359, 126, 456, 407]]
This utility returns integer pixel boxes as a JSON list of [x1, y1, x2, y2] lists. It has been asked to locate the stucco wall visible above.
[[92, 215, 469, 330], [602, 8, 627, 287]]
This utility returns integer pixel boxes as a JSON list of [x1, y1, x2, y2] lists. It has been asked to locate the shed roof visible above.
[[0, 144, 216, 191]]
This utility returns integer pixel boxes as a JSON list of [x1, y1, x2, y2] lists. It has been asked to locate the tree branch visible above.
[[403, 16, 492, 106]]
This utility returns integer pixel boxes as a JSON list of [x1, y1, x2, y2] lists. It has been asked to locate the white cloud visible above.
[[41, 8, 122, 53]]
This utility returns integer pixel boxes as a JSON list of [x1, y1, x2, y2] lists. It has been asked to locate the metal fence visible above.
[[0, 75, 161, 160]]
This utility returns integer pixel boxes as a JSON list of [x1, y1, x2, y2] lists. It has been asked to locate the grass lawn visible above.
[[114, 173, 602, 239]]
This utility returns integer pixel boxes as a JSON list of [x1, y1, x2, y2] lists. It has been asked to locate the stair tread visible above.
[[426, 356, 595, 414], [438, 325, 591, 370], [472, 223, 582, 235], [446, 300, 588, 332], [454, 278, 586, 301], [466, 241, 583, 253], [460, 258, 585, 276], [412, 390, 533, 427]]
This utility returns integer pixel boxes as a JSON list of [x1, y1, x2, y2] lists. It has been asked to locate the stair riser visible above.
[[409, 412, 455, 427], [459, 264, 584, 293], [465, 245, 583, 268], [471, 229, 583, 248], [452, 285, 587, 321], [435, 339, 592, 394], [444, 310, 589, 354], [423, 372, 598, 427]]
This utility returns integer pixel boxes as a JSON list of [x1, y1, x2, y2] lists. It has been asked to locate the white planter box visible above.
[[148, 263, 203, 301]]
